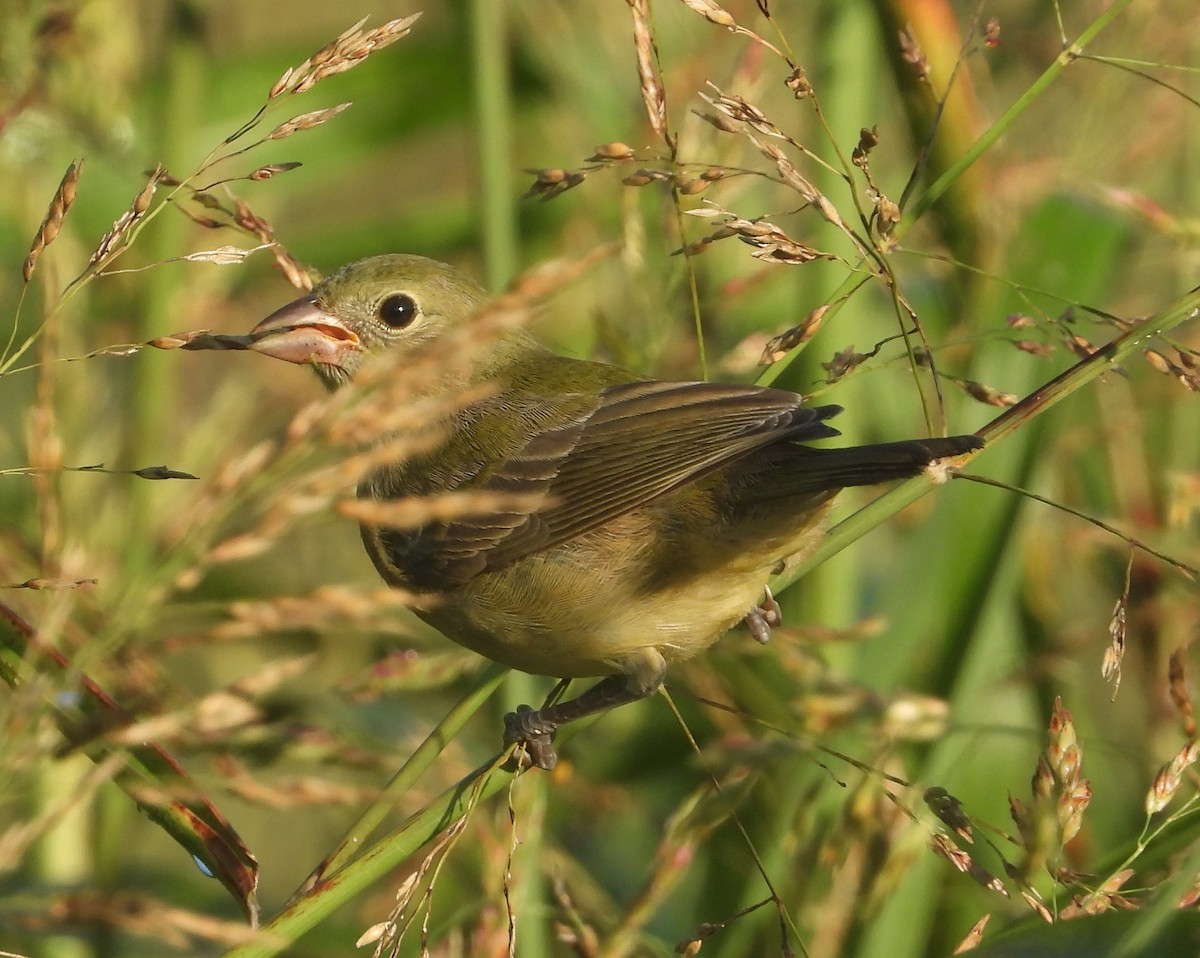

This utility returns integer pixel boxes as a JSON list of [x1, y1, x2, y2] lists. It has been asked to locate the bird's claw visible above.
[[503, 704, 559, 770], [744, 586, 782, 644]]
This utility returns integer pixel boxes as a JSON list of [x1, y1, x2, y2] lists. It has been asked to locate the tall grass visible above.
[[1, 2, 1198, 957]]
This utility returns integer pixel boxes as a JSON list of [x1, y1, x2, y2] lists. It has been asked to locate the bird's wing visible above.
[[382, 380, 842, 587]]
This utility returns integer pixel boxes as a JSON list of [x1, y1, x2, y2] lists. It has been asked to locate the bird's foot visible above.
[[744, 586, 782, 644], [501, 673, 656, 771], [503, 704, 559, 770]]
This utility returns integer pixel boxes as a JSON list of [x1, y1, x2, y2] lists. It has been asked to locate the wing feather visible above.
[[397, 380, 841, 587]]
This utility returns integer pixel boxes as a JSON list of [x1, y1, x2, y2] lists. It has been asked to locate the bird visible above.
[[247, 254, 982, 769]]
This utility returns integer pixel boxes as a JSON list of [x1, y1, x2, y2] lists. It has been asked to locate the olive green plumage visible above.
[[251, 254, 982, 766]]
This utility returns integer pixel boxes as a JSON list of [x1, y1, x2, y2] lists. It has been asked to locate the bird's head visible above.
[[250, 254, 488, 389]]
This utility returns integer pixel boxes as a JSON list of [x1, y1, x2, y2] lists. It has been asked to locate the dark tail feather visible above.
[[792, 434, 983, 490]]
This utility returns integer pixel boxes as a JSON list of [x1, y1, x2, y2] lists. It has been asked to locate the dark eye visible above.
[[378, 294, 418, 329]]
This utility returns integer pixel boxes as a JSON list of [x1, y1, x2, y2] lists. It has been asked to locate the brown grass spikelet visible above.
[[1043, 698, 1091, 844], [268, 13, 422, 98], [680, 0, 735, 29], [523, 167, 591, 200], [622, 167, 673, 187], [929, 833, 1007, 896], [962, 380, 1018, 408], [678, 0, 785, 57], [852, 126, 880, 168], [1103, 597, 1126, 692], [1145, 739, 1200, 814], [626, 0, 672, 148], [1179, 877, 1200, 909], [207, 586, 415, 645], [821, 345, 869, 382], [1155, 349, 1181, 376], [87, 165, 165, 269], [1067, 334, 1098, 360], [682, 204, 831, 265], [1103, 552, 1131, 694], [1060, 870, 1137, 919], [875, 189, 901, 226], [1019, 890, 1054, 923], [589, 141, 635, 161], [692, 109, 743, 134], [1047, 698, 1079, 781], [1030, 754, 1054, 800], [274, 248, 314, 291], [785, 67, 812, 99], [1013, 339, 1054, 357], [248, 161, 303, 181], [4, 576, 97, 591], [699, 86, 780, 139], [267, 103, 353, 140], [23, 159, 83, 282], [1007, 794, 1033, 850], [759, 305, 829, 365], [177, 244, 274, 266], [925, 787, 973, 843], [953, 915, 990, 953], [1144, 347, 1200, 392], [337, 490, 547, 530], [229, 197, 313, 290]]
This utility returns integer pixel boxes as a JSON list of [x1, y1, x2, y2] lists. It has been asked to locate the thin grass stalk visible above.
[[771, 283, 1200, 600], [471, 0, 519, 290], [757, 0, 1137, 393], [289, 662, 507, 895], [224, 758, 515, 958], [124, 19, 206, 584], [900, 0, 1136, 231]]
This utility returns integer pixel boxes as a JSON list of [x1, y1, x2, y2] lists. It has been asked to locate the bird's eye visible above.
[[378, 294, 418, 329]]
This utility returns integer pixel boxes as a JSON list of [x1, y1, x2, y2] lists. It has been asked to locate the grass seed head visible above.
[[24, 159, 83, 282]]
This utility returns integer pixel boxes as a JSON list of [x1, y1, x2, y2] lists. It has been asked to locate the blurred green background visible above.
[[1, 1, 1198, 956]]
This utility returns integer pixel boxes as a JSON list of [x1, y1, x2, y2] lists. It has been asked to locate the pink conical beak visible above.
[[249, 294, 360, 368]]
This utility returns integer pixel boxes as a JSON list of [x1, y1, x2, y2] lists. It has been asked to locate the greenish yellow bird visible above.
[[249, 254, 982, 768]]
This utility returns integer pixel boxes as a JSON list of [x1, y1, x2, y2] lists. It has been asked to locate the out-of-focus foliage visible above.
[[1, 1, 1198, 956]]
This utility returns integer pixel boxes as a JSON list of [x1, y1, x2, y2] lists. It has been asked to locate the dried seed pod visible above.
[[87, 165, 164, 269], [963, 380, 1018, 407], [680, 0, 736, 29], [23, 159, 83, 282], [759, 305, 830, 365], [785, 67, 812, 98], [692, 109, 742, 134], [249, 162, 303, 181], [852, 126, 880, 167], [590, 142, 635, 161], [528, 168, 567, 185], [628, 0, 671, 147], [268, 103, 353, 139], [622, 170, 658, 187], [875, 195, 901, 236], [1014, 339, 1054, 356]]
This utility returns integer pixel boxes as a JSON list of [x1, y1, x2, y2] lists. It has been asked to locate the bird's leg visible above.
[[744, 585, 782, 644], [504, 675, 654, 771]]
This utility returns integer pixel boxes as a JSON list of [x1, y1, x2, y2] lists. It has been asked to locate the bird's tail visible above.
[[788, 434, 983, 491]]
